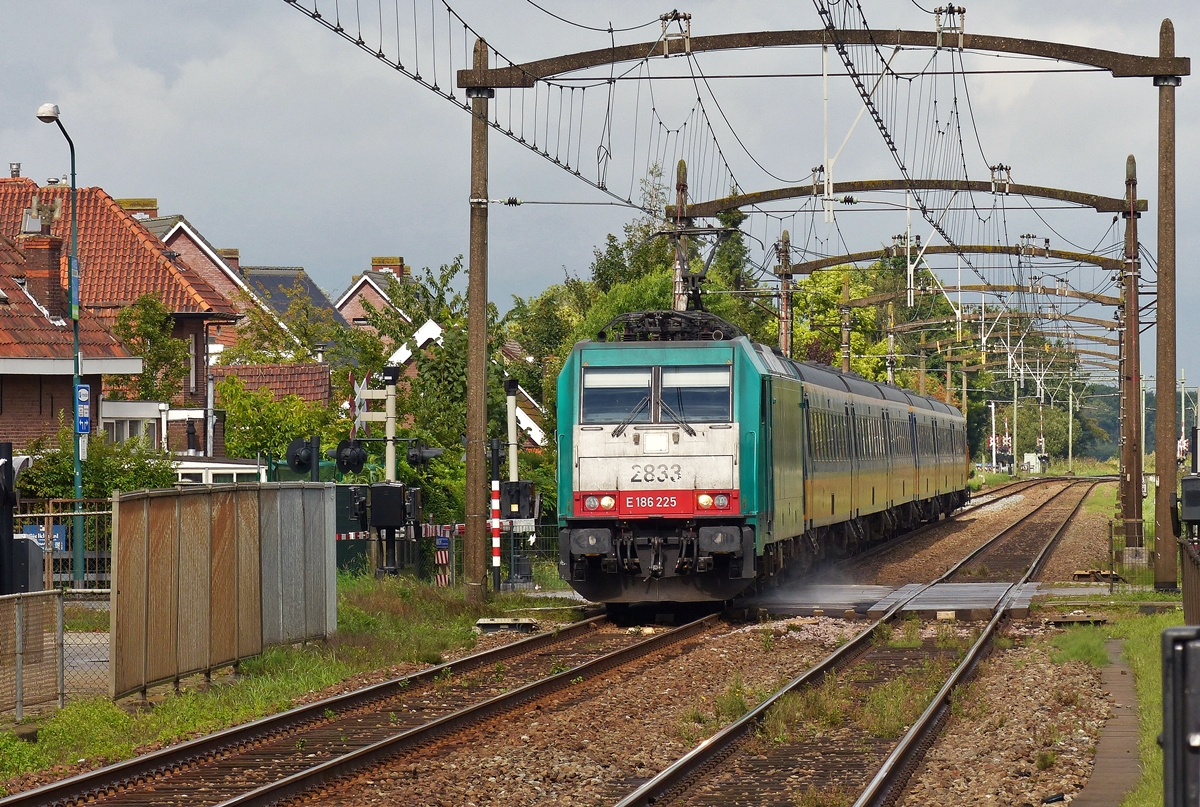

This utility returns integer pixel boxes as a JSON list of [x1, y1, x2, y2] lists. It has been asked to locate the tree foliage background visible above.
[[18, 419, 177, 499], [106, 293, 190, 402]]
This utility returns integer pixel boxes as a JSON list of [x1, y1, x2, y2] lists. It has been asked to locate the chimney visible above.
[[371, 256, 407, 277], [217, 248, 240, 271], [115, 197, 158, 219], [9, 163, 19, 179], [16, 233, 67, 317]]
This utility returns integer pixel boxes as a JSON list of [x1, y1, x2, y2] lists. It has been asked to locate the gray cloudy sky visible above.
[[1, 1, 1196, 384]]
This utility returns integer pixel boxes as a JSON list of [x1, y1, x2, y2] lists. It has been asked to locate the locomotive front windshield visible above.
[[581, 365, 731, 424], [582, 367, 652, 424], [661, 367, 731, 422]]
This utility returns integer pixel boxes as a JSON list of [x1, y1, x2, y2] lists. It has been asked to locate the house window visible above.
[[103, 419, 151, 444]]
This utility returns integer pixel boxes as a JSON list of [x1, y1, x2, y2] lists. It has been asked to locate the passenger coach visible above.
[[556, 311, 969, 604]]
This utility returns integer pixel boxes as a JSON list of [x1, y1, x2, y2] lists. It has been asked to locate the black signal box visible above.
[[335, 485, 369, 533], [371, 482, 408, 528], [500, 480, 536, 520]]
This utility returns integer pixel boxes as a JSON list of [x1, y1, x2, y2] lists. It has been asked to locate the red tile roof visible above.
[[0, 178, 236, 318], [212, 363, 332, 405], [0, 233, 136, 361]]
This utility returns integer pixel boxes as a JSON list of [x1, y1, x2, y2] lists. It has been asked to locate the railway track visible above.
[[829, 475, 1060, 575], [0, 614, 667, 807], [2, 612, 732, 807], [614, 480, 1098, 807]]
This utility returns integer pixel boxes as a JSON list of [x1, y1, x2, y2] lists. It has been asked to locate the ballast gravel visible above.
[[311, 619, 849, 806], [853, 481, 1070, 586], [900, 624, 1110, 806]]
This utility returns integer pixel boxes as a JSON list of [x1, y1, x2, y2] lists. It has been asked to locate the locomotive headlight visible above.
[[714, 494, 730, 509], [584, 496, 600, 511], [600, 495, 616, 510], [697, 494, 714, 509]]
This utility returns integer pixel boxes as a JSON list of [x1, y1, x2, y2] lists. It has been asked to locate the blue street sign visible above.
[[75, 383, 91, 434], [435, 536, 450, 549]]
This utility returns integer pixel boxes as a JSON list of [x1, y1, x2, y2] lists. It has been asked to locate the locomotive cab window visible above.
[[582, 367, 652, 424], [581, 365, 731, 424], [661, 366, 731, 422]]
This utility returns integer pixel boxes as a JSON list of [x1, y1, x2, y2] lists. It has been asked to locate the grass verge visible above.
[[0, 574, 586, 793], [1107, 609, 1183, 807]]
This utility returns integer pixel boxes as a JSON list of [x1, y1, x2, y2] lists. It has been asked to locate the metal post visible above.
[[1123, 155, 1144, 547], [384, 381, 396, 482], [990, 401, 997, 470], [1013, 376, 1019, 475], [56, 591, 64, 708], [464, 38, 491, 604], [918, 332, 926, 396], [1068, 384, 1074, 473], [505, 378, 519, 482], [886, 303, 896, 385], [50, 120, 85, 587], [840, 273, 851, 373], [944, 349, 952, 405], [14, 596, 24, 721], [1156, 18, 1180, 589]]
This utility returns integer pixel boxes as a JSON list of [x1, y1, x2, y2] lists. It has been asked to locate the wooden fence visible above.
[[110, 483, 335, 699]]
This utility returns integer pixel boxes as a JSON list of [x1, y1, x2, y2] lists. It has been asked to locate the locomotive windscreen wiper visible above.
[[612, 392, 650, 437], [659, 399, 697, 437]]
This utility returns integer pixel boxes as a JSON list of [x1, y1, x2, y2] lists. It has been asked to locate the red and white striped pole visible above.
[[491, 480, 501, 590], [490, 438, 501, 593]]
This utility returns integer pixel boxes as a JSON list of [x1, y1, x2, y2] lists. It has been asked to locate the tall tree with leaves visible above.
[[107, 293, 190, 401]]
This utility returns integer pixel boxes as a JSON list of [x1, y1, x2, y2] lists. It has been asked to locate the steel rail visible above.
[[0, 614, 608, 807], [833, 477, 1053, 572], [614, 480, 1094, 807], [853, 479, 1098, 807], [211, 614, 720, 807]]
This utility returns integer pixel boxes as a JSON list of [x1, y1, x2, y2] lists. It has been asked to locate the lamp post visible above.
[[37, 103, 84, 586]]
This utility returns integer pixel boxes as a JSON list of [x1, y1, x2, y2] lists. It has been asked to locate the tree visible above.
[[106, 294, 190, 401], [217, 376, 331, 459], [19, 419, 177, 499], [221, 279, 387, 403]]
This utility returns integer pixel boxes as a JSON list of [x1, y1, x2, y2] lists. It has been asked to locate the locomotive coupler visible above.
[[648, 535, 664, 578]]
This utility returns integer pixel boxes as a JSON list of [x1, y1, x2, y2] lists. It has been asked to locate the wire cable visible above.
[[519, 0, 659, 34]]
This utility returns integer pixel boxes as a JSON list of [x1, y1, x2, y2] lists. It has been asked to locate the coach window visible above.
[[661, 366, 731, 422], [582, 367, 652, 423]]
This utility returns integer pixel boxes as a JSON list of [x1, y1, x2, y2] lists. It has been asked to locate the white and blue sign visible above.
[[75, 383, 91, 434]]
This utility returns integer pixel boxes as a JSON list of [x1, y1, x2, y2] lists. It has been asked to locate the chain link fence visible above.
[[15, 499, 113, 589], [62, 589, 110, 699]]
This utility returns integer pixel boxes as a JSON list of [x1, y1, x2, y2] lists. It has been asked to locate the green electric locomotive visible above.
[[556, 311, 969, 603]]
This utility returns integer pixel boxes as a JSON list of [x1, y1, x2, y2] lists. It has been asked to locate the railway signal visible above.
[[286, 436, 321, 481], [406, 439, 444, 469], [335, 439, 368, 475]]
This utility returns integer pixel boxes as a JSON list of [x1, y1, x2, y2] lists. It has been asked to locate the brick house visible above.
[[140, 209, 282, 358], [210, 363, 331, 406], [0, 177, 239, 453], [0, 232, 141, 450], [334, 257, 411, 336]]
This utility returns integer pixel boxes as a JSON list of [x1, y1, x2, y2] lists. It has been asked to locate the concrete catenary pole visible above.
[[465, 38, 491, 603], [1155, 18, 1180, 589], [672, 160, 689, 312], [778, 231, 791, 358], [1122, 155, 1144, 548]]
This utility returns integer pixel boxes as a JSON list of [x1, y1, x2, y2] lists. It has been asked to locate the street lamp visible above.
[[37, 103, 84, 586]]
